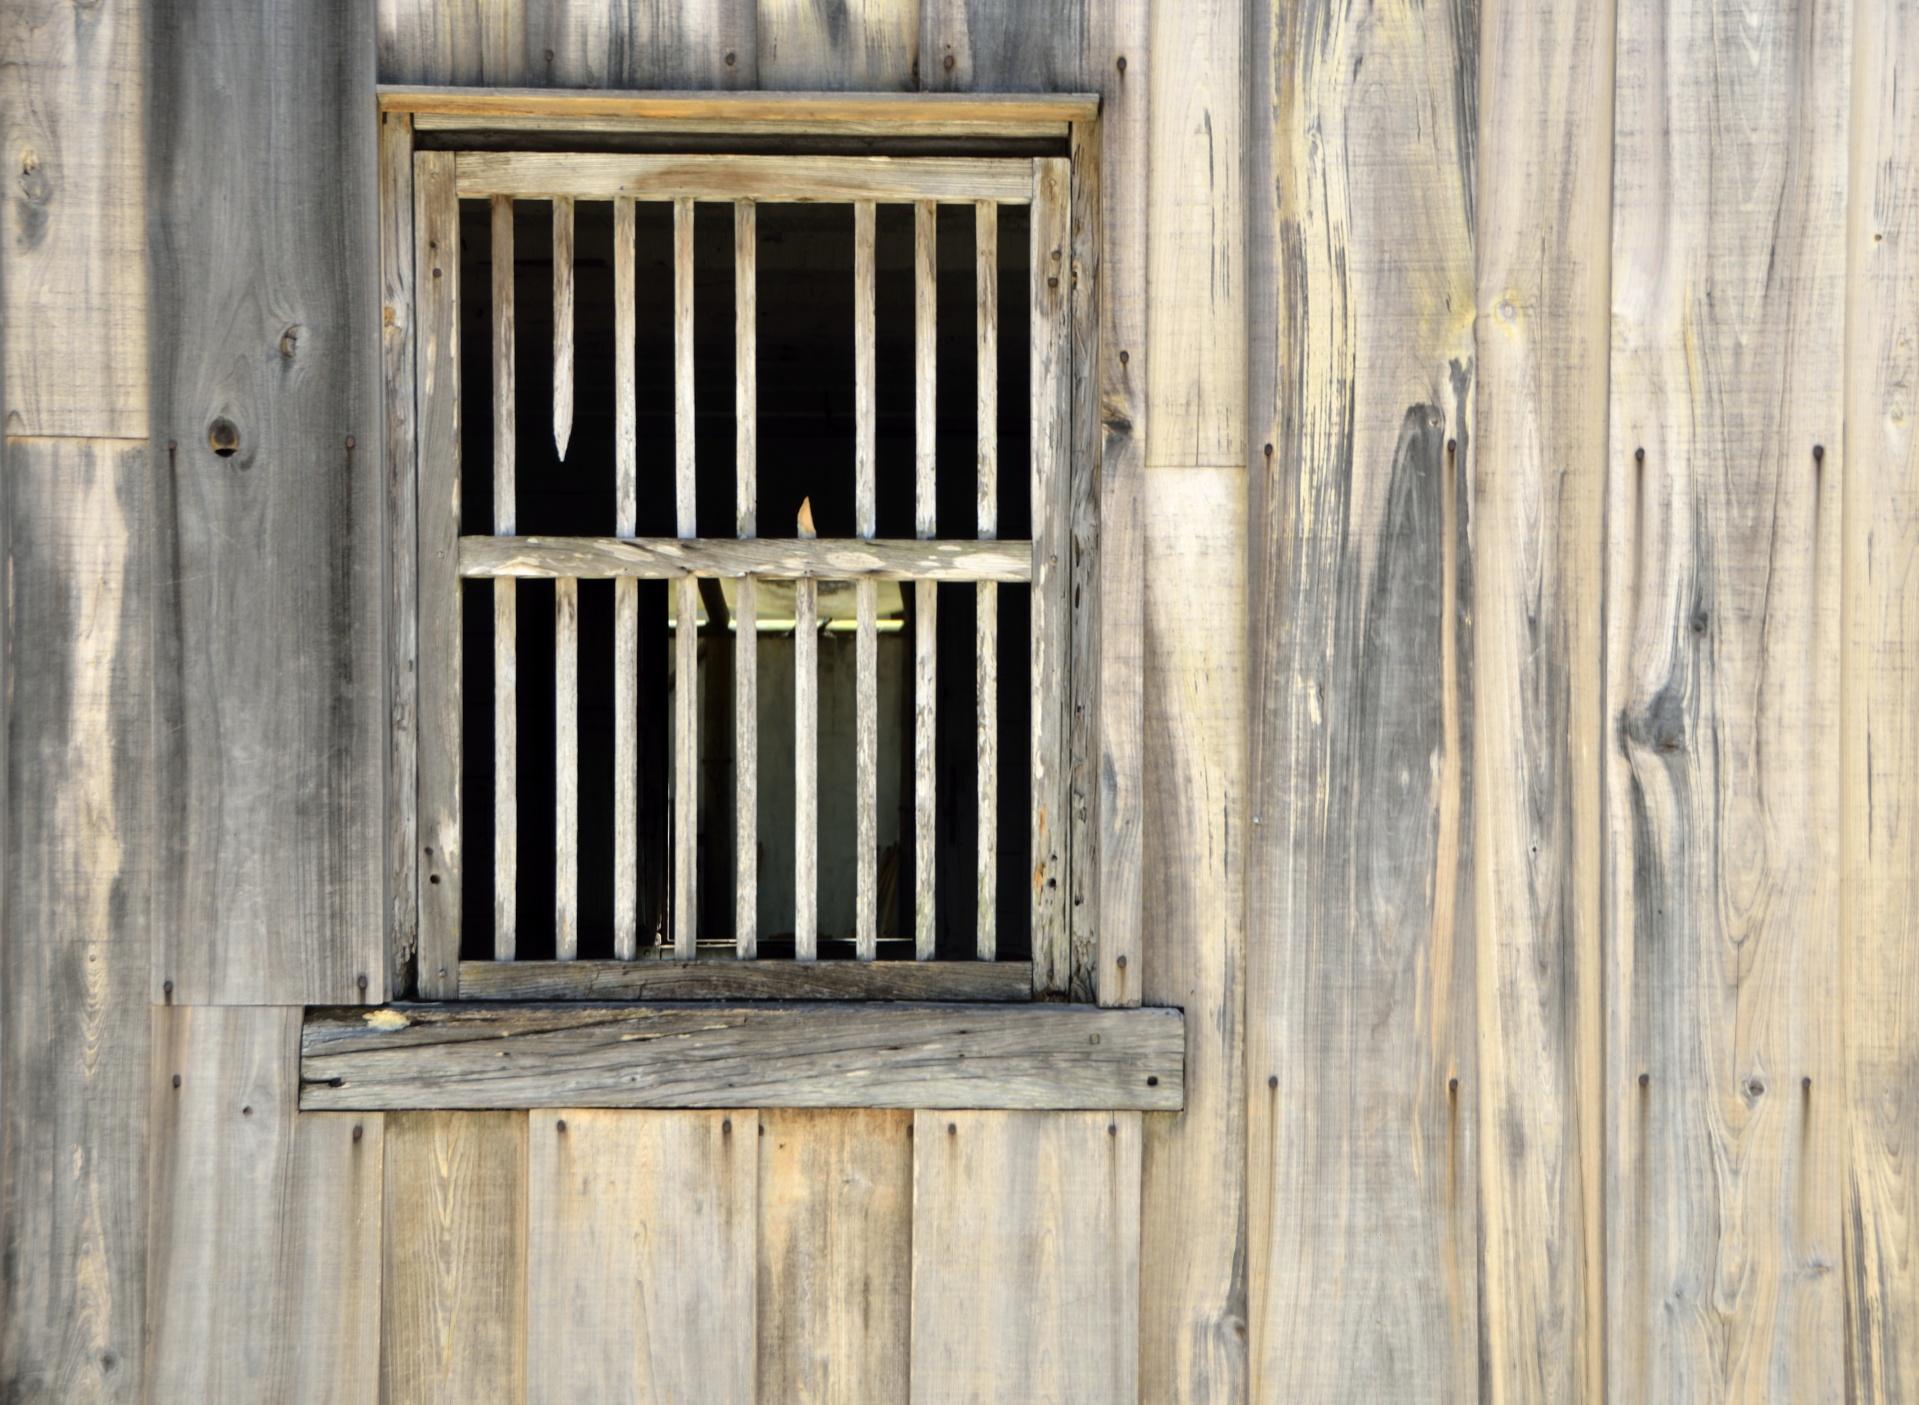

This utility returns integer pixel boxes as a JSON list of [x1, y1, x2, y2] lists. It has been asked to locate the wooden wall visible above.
[[1, 0, 1915, 1402]]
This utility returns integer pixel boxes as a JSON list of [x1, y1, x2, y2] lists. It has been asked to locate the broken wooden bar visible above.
[[300, 1003, 1184, 1111], [460, 536, 1033, 581]]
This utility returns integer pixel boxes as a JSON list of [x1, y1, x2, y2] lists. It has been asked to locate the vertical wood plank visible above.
[[976, 580, 997, 960], [1138, 466, 1247, 1405], [911, 1111, 1141, 1403], [675, 576, 699, 956], [757, 0, 918, 90], [1474, 0, 1612, 1400], [1245, 0, 1480, 1395], [3, 438, 152, 1404], [976, 201, 999, 536], [555, 576, 579, 959], [1606, 0, 1849, 1397], [148, 0, 383, 1003], [382, 112, 421, 999], [526, 1111, 756, 1404], [1067, 115, 1101, 1001], [918, 0, 1086, 93], [1846, 1, 1919, 1398], [527, 0, 756, 87], [146, 1007, 381, 1403], [913, 578, 937, 959], [0, 0, 148, 437], [614, 196, 639, 961], [737, 200, 760, 958], [377, 0, 527, 84], [1029, 157, 1072, 993], [757, 1109, 912, 1404], [551, 195, 573, 460], [416, 149, 462, 998], [674, 196, 697, 541], [854, 199, 879, 959], [796, 578, 819, 959], [915, 199, 937, 538], [381, 1111, 527, 1405], [493, 194, 518, 962]]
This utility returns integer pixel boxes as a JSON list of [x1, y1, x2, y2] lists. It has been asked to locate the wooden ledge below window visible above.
[[300, 1002, 1182, 1112], [459, 959, 1035, 1003]]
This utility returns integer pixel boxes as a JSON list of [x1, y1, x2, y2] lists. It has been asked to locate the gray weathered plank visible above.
[[0, 0, 147, 438], [1245, 0, 1480, 1395], [459, 958, 1034, 1002], [525, 0, 756, 88], [383, 85, 1097, 127], [1474, 0, 1612, 1399], [2, 438, 152, 1404], [377, 0, 527, 84], [526, 1110, 756, 1404], [757, 0, 917, 90], [757, 1110, 912, 1404], [381, 1111, 527, 1405], [1846, 2, 1919, 1398], [462, 534, 1033, 581], [919, 0, 1087, 93], [796, 575, 819, 958], [555, 576, 578, 958], [146, 1007, 382, 1403], [147, 0, 383, 1003], [1606, 0, 1848, 1396], [614, 195, 639, 962], [910, 1111, 1141, 1403], [301, 1003, 1184, 1111], [456, 151, 1035, 202]]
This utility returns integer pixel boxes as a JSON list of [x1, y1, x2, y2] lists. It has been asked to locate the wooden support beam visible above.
[[380, 84, 1099, 129], [301, 1002, 1183, 1112], [455, 152, 1036, 203], [458, 959, 1035, 1003]]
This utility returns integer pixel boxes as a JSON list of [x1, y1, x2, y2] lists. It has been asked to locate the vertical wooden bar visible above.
[[795, 580, 818, 960], [977, 200, 999, 961], [555, 577, 578, 959], [736, 200, 759, 958], [613, 197, 638, 959], [675, 195, 697, 539], [382, 113, 419, 1001], [414, 151, 461, 998], [854, 200, 879, 959], [492, 193, 517, 962], [1029, 159, 1071, 991], [674, 577, 698, 957], [552, 195, 574, 459], [914, 198, 938, 959]]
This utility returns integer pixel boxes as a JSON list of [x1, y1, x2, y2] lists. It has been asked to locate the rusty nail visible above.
[[1448, 1077, 1459, 1094], [163, 979, 174, 998], [352, 1124, 363, 1142], [556, 1118, 567, 1132], [722, 1117, 732, 1134], [1634, 447, 1645, 462], [943, 53, 955, 70], [1813, 444, 1825, 462], [1638, 1072, 1650, 1088], [1115, 954, 1126, 969], [345, 436, 356, 451], [357, 974, 368, 992], [1267, 1074, 1278, 1090], [1119, 349, 1129, 364], [724, 50, 736, 66], [1116, 55, 1127, 72], [172, 1074, 181, 1089], [1803, 1076, 1813, 1092]]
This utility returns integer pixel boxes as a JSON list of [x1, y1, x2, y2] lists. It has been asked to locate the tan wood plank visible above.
[[456, 151, 1036, 203], [1029, 157, 1073, 993], [381, 1111, 528, 1405], [376, 0, 527, 84], [913, 578, 938, 959], [495, 575, 518, 960], [674, 196, 697, 539], [916, 199, 938, 537], [757, 1110, 912, 1404], [492, 194, 516, 531], [1067, 114, 1101, 1001], [756, 0, 917, 91], [796, 576, 819, 958], [735, 201, 758, 542], [416, 149, 463, 998], [910, 1111, 1142, 1403], [1846, 4, 1919, 1398], [1245, 0, 1480, 1395], [615, 197, 638, 539], [302, 1004, 1184, 1112], [614, 196, 639, 962], [459, 958, 1035, 1002], [147, 1007, 381, 1403], [380, 84, 1099, 125], [1138, 466, 1248, 1403], [857, 580, 880, 959], [555, 576, 579, 959], [382, 112, 421, 999], [976, 580, 998, 960], [0, 0, 148, 437], [3, 437, 152, 1403], [1605, 0, 1848, 1396], [1473, 0, 1613, 1400], [977, 201, 1000, 537], [857, 201, 879, 539], [674, 576, 699, 958], [526, 0, 755, 88], [551, 195, 573, 459], [419, 109, 1070, 139], [463, 534, 1034, 581], [148, 0, 384, 1003], [526, 1111, 756, 1404], [736, 200, 761, 959]]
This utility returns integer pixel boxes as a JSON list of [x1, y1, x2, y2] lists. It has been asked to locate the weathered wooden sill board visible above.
[[300, 1003, 1182, 1111], [460, 535, 1032, 583], [459, 959, 1034, 1003]]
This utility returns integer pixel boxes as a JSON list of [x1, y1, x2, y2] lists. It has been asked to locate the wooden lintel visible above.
[[459, 959, 1034, 1003], [460, 534, 1034, 583], [299, 1003, 1183, 1112]]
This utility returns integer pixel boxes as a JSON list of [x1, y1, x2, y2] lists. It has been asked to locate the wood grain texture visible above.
[[460, 958, 1034, 1002], [2, 438, 152, 1404], [381, 1111, 527, 1405], [1246, 0, 1480, 1395], [614, 196, 639, 962], [913, 577, 937, 959], [146, 1007, 382, 1403], [555, 576, 578, 958], [1846, 2, 1919, 1397], [919, 0, 1087, 93], [147, 0, 384, 1004], [757, 0, 917, 91], [525, 0, 756, 88], [0, 0, 147, 438], [495, 575, 519, 959], [1067, 117, 1100, 1003], [796, 575, 819, 957], [551, 195, 573, 459], [1139, 467, 1247, 1405], [301, 1003, 1184, 1111], [1606, 0, 1849, 1397], [674, 575, 698, 956], [381, 85, 1098, 125], [757, 1109, 912, 1404], [463, 534, 1034, 581], [377, 0, 527, 84], [910, 1111, 1142, 1403], [1473, 0, 1612, 1400], [526, 1110, 756, 1404], [416, 149, 462, 998], [456, 151, 1036, 202]]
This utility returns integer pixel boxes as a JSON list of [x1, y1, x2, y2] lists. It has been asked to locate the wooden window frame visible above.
[[344, 87, 1173, 1113]]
